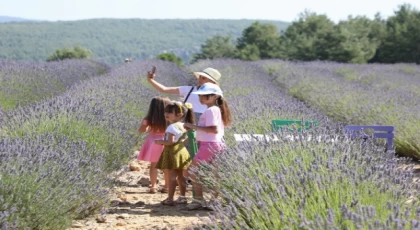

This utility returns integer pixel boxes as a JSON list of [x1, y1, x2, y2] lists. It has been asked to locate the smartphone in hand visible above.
[[148, 66, 157, 79]]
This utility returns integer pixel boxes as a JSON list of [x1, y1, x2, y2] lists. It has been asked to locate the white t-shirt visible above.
[[179, 86, 207, 114], [196, 106, 224, 142], [165, 122, 186, 142]]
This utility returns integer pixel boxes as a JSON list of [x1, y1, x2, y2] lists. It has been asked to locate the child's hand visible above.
[[155, 140, 162, 145]]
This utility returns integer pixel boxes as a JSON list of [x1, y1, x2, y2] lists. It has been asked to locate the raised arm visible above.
[[147, 71, 180, 95]]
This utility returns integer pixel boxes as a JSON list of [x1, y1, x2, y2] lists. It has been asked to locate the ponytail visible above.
[[216, 97, 232, 127], [183, 103, 195, 124]]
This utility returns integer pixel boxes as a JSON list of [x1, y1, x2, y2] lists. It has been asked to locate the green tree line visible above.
[[192, 4, 420, 64]]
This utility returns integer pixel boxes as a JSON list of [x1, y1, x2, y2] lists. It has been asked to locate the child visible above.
[[155, 101, 195, 205], [137, 96, 170, 193], [183, 83, 232, 210]]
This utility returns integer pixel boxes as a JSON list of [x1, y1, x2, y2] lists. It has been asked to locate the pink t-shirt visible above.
[[196, 106, 224, 142]]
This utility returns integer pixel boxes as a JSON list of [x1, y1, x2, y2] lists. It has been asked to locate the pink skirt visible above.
[[137, 133, 165, 162], [193, 141, 226, 162]]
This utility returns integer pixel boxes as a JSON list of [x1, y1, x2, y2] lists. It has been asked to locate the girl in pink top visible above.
[[137, 96, 170, 193], [183, 83, 232, 210]]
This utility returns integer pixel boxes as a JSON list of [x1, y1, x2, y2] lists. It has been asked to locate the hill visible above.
[[0, 19, 289, 64], [0, 16, 34, 22]]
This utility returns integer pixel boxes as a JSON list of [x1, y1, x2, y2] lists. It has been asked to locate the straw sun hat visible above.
[[193, 68, 221, 84]]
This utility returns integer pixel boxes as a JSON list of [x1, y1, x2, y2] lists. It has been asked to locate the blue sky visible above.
[[0, 0, 418, 22]]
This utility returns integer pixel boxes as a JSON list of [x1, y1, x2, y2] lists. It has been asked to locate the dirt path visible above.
[[69, 158, 211, 230]]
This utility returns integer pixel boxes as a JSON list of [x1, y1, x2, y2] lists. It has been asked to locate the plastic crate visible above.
[[272, 120, 318, 132]]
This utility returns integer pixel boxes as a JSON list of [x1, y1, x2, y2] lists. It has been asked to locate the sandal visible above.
[[186, 199, 205, 210], [160, 198, 175, 206], [159, 187, 168, 193], [149, 188, 157, 194], [174, 196, 188, 204]]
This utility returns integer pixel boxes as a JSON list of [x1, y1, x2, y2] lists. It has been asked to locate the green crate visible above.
[[272, 120, 318, 132]]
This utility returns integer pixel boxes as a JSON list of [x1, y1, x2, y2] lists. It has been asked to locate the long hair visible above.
[[216, 96, 232, 127], [164, 101, 195, 124], [144, 96, 170, 132]]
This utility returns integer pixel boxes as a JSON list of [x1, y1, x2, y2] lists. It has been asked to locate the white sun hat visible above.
[[193, 68, 221, 84], [191, 83, 223, 97]]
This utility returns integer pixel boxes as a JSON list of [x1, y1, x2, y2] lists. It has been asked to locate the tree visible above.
[[47, 45, 91, 62], [236, 22, 283, 59], [329, 15, 385, 63], [373, 4, 420, 63], [191, 35, 236, 63], [156, 52, 184, 67], [235, 44, 261, 61], [282, 11, 336, 61]]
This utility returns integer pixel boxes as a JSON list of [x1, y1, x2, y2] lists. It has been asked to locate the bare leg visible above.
[[189, 161, 204, 199], [167, 170, 177, 201], [175, 169, 186, 196], [164, 169, 170, 190], [149, 162, 158, 191], [183, 169, 189, 182], [209, 161, 219, 198]]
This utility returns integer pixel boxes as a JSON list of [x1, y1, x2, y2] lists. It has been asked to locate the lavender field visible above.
[[0, 60, 187, 229], [0, 59, 109, 111], [1, 59, 420, 229], [260, 60, 420, 159]]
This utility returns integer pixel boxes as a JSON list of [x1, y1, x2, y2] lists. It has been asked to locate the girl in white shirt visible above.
[[155, 101, 195, 206]]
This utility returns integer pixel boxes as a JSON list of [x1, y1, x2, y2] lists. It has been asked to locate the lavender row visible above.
[[0, 59, 110, 111], [331, 63, 420, 97], [260, 60, 420, 159], [0, 60, 186, 229]]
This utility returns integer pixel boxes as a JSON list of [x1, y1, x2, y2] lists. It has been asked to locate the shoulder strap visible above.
[[183, 86, 195, 103], [173, 123, 187, 143]]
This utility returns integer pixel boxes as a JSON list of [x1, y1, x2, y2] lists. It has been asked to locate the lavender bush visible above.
[[187, 59, 420, 229], [0, 59, 109, 110], [195, 131, 419, 229], [0, 134, 110, 229], [259, 60, 420, 159], [0, 60, 187, 229]]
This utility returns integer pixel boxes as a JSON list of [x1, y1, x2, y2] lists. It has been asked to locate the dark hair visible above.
[[144, 96, 170, 132], [164, 101, 195, 124], [201, 94, 232, 127], [198, 94, 232, 126], [217, 96, 232, 126]]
